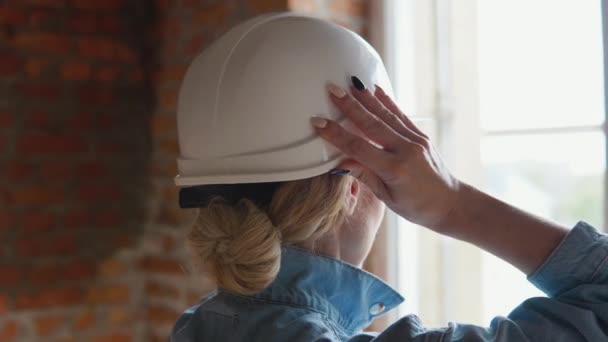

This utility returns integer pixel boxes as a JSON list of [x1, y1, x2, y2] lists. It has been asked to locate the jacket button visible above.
[[369, 302, 385, 315]]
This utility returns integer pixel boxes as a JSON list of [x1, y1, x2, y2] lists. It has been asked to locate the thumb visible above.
[[336, 160, 389, 201]]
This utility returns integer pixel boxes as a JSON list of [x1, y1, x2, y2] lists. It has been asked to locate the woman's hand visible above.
[[312, 80, 569, 275], [311, 81, 461, 233]]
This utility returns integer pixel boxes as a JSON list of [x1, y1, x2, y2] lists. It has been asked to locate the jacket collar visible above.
[[251, 246, 404, 335]]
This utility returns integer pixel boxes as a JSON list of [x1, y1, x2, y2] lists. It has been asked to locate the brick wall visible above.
[[0, 1, 371, 341]]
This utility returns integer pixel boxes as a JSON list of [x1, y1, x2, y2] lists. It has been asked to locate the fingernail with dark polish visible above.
[[351, 76, 365, 91], [330, 169, 351, 176]]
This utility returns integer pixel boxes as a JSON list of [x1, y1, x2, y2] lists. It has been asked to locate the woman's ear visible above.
[[345, 178, 360, 215]]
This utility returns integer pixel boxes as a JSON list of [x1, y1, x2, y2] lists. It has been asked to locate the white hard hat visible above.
[[175, 13, 393, 189]]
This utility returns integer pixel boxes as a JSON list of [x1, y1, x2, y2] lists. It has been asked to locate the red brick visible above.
[[151, 115, 176, 138], [24, 0, 65, 8], [85, 284, 129, 304], [78, 186, 122, 201], [4, 161, 33, 181], [76, 161, 107, 178], [17, 84, 60, 100], [62, 62, 91, 80], [185, 33, 206, 54], [139, 257, 183, 275], [14, 32, 71, 54], [77, 38, 136, 62], [17, 133, 87, 155], [0, 320, 18, 341], [153, 65, 187, 83], [247, 0, 286, 12], [0, 265, 20, 285], [0, 6, 27, 26], [22, 212, 55, 232], [94, 333, 131, 342], [64, 261, 96, 281], [63, 209, 89, 229], [145, 281, 179, 299], [16, 236, 76, 257], [24, 109, 51, 130], [73, 310, 95, 331], [95, 210, 124, 226], [108, 308, 131, 325], [0, 54, 22, 75], [68, 13, 97, 33], [127, 67, 143, 83], [29, 9, 53, 28], [78, 86, 113, 105], [40, 161, 73, 181], [146, 306, 180, 325], [35, 316, 64, 336], [15, 287, 82, 309], [99, 15, 123, 33], [0, 295, 8, 314], [329, 0, 365, 17], [71, 0, 124, 11], [98, 258, 128, 277], [0, 111, 11, 128], [24, 59, 50, 78], [194, 3, 233, 25], [67, 111, 94, 130], [27, 264, 61, 283], [96, 65, 121, 82], [11, 186, 65, 205], [0, 211, 16, 230]]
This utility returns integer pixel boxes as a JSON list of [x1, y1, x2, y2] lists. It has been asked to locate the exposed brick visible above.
[[29, 9, 53, 28], [27, 264, 61, 283], [14, 32, 71, 54], [16, 235, 76, 257], [248, 0, 287, 12], [24, 58, 50, 78], [11, 186, 65, 205], [109, 308, 131, 325], [64, 261, 96, 281], [71, 0, 124, 11], [98, 258, 128, 277], [0, 211, 16, 230], [78, 86, 113, 105], [63, 209, 89, 229], [0, 111, 11, 129], [146, 306, 180, 325], [0, 54, 22, 76], [73, 310, 95, 331], [24, 0, 66, 8], [0, 6, 27, 26], [66, 111, 94, 130], [76, 161, 107, 178], [22, 212, 56, 232], [85, 284, 130, 304], [15, 287, 82, 309], [35, 315, 64, 336], [4, 161, 33, 181], [17, 84, 60, 100], [145, 281, 179, 299], [62, 61, 91, 80], [139, 256, 184, 275], [153, 65, 187, 83], [99, 15, 123, 33], [96, 65, 121, 82], [194, 3, 233, 25], [94, 333, 132, 342], [25, 109, 51, 130], [17, 133, 87, 155], [0, 265, 20, 285], [0, 294, 8, 314], [329, 0, 365, 17], [127, 65, 144, 83], [78, 185, 122, 201], [151, 115, 176, 138], [0, 320, 18, 341], [77, 38, 136, 62], [68, 13, 97, 33], [40, 160, 73, 181]]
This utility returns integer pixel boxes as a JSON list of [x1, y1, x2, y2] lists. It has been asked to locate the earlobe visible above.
[[346, 179, 360, 215]]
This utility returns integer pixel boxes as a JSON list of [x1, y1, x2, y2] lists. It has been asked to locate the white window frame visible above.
[[371, 0, 608, 328]]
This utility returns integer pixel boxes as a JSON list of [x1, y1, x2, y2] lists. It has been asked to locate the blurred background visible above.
[[0, 0, 606, 341]]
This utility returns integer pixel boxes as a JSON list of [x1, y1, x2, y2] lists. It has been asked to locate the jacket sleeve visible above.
[[369, 221, 608, 342]]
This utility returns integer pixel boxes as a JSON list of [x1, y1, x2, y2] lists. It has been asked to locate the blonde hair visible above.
[[187, 174, 351, 295]]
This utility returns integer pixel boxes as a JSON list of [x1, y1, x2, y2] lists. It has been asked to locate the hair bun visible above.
[[189, 198, 282, 295]]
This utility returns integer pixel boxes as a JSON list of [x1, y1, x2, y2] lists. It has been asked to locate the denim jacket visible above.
[[170, 221, 608, 341]]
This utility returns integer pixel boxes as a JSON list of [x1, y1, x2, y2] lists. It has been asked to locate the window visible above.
[[375, 0, 607, 327]]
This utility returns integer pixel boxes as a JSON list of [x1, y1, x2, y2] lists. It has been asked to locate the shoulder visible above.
[[170, 291, 341, 341]]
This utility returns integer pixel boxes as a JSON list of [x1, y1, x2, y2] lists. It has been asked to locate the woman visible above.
[[170, 14, 608, 341]]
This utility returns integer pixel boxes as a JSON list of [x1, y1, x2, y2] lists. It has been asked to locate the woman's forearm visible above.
[[437, 183, 569, 275]]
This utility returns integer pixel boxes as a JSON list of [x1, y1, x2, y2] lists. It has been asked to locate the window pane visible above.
[[480, 131, 604, 322], [481, 131, 605, 228], [478, 0, 605, 131]]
